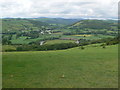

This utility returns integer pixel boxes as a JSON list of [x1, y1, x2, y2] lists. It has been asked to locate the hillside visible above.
[[63, 20, 118, 37], [3, 44, 118, 88], [2, 19, 51, 33], [2, 19, 118, 45], [32, 18, 82, 26], [2, 18, 118, 88], [71, 20, 117, 29], [1, 18, 81, 33]]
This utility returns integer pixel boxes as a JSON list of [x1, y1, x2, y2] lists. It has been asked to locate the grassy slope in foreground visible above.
[[3, 45, 118, 88]]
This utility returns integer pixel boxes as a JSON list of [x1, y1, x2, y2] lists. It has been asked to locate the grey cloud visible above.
[[0, 0, 118, 19]]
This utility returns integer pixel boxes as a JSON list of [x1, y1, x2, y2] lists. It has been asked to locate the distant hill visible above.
[[2, 19, 117, 34], [2, 19, 51, 33], [62, 20, 118, 36], [32, 18, 83, 26], [70, 20, 117, 29], [2, 18, 84, 33]]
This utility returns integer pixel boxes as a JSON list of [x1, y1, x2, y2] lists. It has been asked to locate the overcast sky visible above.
[[0, 0, 119, 19]]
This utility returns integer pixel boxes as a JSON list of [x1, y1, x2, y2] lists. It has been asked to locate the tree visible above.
[[2, 38, 12, 45], [102, 46, 106, 48], [80, 46, 85, 50]]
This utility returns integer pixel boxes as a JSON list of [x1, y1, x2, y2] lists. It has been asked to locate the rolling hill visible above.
[[2, 19, 51, 33], [32, 18, 82, 26], [70, 20, 117, 29], [3, 44, 118, 88]]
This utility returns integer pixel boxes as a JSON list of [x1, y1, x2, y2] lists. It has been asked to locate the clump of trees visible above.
[[90, 37, 119, 45], [3, 35, 119, 52], [100, 44, 106, 48], [4, 48, 16, 52], [102, 46, 106, 48], [16, 42, 78, 51], [2, 38, 12, 45], [14, 36, 120, 52]]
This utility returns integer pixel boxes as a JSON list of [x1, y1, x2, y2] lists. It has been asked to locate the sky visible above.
[[0, 0, 119, 19]]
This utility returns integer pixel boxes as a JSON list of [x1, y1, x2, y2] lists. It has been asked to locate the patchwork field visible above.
[[45, 40, 75, 45], [2, 45, 118, 88], [2, 45, 16, 52], [72, 34, 92, 37]]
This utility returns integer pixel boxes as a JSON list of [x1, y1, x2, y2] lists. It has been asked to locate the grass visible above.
[[2, 45, 16, 52], [61, 34, 114, 40], [53, 32, 63, 35], [2, 45, 118, 88], [72, 34, 92, 37], [45, 40, 75, 45], [10, 33, 115, 45], [11, 36, 30, 44], [10, 34, 60, 44]]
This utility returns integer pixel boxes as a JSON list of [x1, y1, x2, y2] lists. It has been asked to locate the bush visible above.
[[80, 46, 85, 50], [5, 49, 16, 52], [16, 46, 23, 51], [102, 46, 106, 49]]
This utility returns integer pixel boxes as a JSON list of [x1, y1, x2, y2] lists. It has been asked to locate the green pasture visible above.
[[45, 40, 75, 45], [3, 45, 118, 88], [61, 34, 114, 40]]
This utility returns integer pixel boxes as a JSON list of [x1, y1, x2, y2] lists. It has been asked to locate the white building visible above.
[[75, 40, 80, 44], [46, 30, 52, 34], [41, 31, 44, 34], [40, 41, 45, 45]]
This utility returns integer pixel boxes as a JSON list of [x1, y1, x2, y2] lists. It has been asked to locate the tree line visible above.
[[4, 36, 119, 52]]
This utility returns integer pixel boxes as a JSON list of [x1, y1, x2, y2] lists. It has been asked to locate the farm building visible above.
[[75, 40, 80, 44], [40, 41, 45, 45]]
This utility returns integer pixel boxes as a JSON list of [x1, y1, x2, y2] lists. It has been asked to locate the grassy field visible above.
[[10, 34, 60, 44], [71, 34, 92, 37], [2, 45, 16, 52], [45, 40, 75, 45], [2, 45, 118, 88], [61, 34, 114, 40]]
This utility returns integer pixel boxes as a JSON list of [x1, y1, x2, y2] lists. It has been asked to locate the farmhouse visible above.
[[40, 41, 45, 45], [75, 40, 80, 44], [46, 30, 52, 34], [41, 31, 44, 34]]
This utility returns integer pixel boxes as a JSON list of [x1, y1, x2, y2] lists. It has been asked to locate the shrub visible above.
[[5, 49, 16, 52], [16, 46, 23, 51], [81, 46, 85, 50], [102, 46, 106, 49]]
